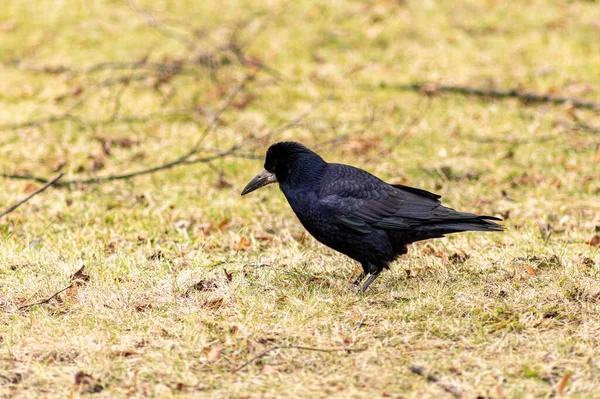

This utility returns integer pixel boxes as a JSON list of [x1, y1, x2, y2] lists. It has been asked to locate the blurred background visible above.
[[1, 1, 600, 396]]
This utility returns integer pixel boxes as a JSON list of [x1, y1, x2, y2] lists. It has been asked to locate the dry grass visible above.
[[1, 0, 600, 397]]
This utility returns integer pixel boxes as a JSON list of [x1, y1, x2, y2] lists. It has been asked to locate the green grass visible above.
[[1, 0, 599, 397]]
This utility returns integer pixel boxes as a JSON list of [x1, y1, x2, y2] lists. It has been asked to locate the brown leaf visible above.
[[224, 268, 233, 282], [186, 279, 219, 294], [134, 303, 153, 312], [236, 236, 251, 251], [66, 283, 79, 298], [524, 264, 537, 276], [255, 232, 275, 242], [293, 232, 308, 245], [218, 218, 232, 231], [70, 266, 89, 284], [147, 251, 165, 261], [202, 297, 224, 309], [586, 235, 600, 247], [207, 345, 222, 363], [575, 255, 595, 268], [74, 371, 103, 394], [449, 250, 470, 264], [105, 242, 117, 255], [556, 372, 572, 396]]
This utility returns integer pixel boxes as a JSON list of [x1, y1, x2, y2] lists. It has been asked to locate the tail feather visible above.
[[418, 215, 504, 233]]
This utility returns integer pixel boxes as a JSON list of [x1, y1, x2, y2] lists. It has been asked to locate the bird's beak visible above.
[[241, 169, 277, 196]]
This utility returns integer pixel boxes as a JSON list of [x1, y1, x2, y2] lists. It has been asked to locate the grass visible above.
[[1, 0, 600, 397]]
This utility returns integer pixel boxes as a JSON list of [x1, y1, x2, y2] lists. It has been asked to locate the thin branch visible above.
[[0, 173, 64, 218], [409, 364, 463, 398], [0, 76, 332, 188], [15, 284, 72, 312], [233, 345, 366, 373], [191, 73, 254, 151], [0, 75, 252, 187], [371, 83, 600, 111]]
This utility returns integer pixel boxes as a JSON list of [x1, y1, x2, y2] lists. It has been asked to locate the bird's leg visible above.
[[359, 269, 381, 294], [351, 262, 369, 287], [351, 272, 366, 287]]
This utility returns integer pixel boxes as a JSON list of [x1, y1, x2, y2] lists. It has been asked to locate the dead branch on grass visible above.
[[409, 364, 463, 398], [0, 173, 64, 219], [15, 266, 89, 312], [0, 80, 331, 187], [15, 285, 72, 312], [233, 345, 367, 373], [372, 83, 600, 111]]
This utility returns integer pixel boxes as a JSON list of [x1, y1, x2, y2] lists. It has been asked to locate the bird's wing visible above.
[[318, 167, 472, 233]]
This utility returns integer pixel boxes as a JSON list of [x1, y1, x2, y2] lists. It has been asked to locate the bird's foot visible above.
[[358, 270, 381, 294]]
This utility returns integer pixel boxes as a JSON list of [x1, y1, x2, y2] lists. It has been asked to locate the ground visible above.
[[1, 0, 599, 398]]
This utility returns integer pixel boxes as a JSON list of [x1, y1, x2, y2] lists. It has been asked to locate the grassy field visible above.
[[1, 0, 600, 397]]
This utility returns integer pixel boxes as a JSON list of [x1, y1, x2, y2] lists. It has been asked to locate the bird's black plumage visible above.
[[241, 141, 503, 292]]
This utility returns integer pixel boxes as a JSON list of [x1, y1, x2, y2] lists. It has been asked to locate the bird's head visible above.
[[241, 142, 326, 195]]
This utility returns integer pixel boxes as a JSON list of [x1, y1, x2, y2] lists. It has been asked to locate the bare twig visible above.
[[16, 284, 72, 312], [0, 173, 64, 218], [0, 75, 252, 187], [0, 74, 331, 188], [233, 345, 366, 373], [370, 82, 600, 111], [409, 364, 463, 398]]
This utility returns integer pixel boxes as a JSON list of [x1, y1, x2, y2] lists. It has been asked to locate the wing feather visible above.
[[319, 165, 460, 232]]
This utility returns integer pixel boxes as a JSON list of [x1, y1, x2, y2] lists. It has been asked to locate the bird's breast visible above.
[[282, 188, 338, 235]]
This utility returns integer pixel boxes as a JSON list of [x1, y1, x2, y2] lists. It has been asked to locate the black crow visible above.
[[241, 142, 503, 292]]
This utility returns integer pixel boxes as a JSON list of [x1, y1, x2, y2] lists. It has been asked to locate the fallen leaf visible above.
[[104, 242, 117, 255], [202, 297, 224, 309], [255, 232, 275, 242], [224, 268, 233, 282], [556, 372, 572, 396], [586, 235, 600, 247], [524, 264, 537, 276], [218, 218, 232, 231], [74, 371, 103, 394], [236, 236, 251, 251], [66, 283, 79, 298], [186, 279, 219, 295], [575, 255, 595, 268], [147, 251, 165, 261], [449, 250, 470, 264], [70, 266, 89, 284], [134, 303, 153, 312], [207, 345, 222, 363]]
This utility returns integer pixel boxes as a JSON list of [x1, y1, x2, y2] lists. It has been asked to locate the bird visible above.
[[241, 141, 503, 293]]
